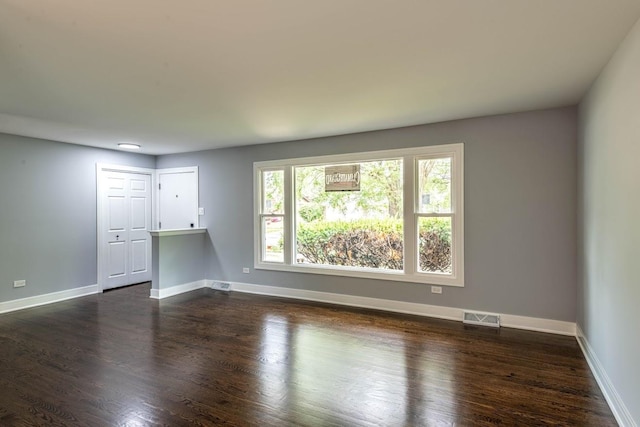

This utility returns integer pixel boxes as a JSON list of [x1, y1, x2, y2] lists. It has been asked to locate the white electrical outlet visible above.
[[431, 286, 442, 294], [13, 280, 26, 288], [198, 207, 205, 215], [242, 268, 250, 274]]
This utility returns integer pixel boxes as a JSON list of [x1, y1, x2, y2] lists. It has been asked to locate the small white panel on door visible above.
[[131, 239, 148, 273], [130, 179, 146, 192], [107, 177, 125, 190], [108, 197, 126, 231], [108, 241, 126, 277], [130, 197, 147, 230]]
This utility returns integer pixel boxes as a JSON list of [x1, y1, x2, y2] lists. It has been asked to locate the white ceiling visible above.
[[1, 1, 640, 155]]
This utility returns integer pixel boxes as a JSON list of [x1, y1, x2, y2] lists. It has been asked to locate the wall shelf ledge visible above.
[[149, 228, 207, 237]]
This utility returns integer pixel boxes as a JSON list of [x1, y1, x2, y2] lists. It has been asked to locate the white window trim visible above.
[[253, 143, 464, 287]]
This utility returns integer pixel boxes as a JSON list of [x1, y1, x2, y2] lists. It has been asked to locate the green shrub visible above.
[[418, 218, 452, 273], [298, 205, 324, 222], [296, 219, 451, 272]]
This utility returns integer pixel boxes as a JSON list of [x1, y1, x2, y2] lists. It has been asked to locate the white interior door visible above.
[[101, 170, 152, 290], [157, 167, 198, 229]]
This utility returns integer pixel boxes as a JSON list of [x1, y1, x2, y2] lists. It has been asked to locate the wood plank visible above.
[[0, 283, 616, 426]]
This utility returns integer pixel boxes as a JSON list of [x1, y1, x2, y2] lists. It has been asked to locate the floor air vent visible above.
[[212, 282, 231, 291], [463, 311, 501, 328]]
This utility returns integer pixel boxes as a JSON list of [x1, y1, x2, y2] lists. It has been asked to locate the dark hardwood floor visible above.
[[0, 283, 615, 426]]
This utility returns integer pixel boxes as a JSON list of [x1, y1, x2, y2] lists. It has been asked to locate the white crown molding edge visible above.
[[576, 325, 636, 427], [0, 284, 99, 314]]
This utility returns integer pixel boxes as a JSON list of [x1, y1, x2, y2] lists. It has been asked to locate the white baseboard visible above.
[[500, 313, 576, 336], [0, 284, 100, 314], [211, 279, 576, 336], [231, 280, 461, 320], [576, 325, 636, 427], [149, 280, 209, 300]]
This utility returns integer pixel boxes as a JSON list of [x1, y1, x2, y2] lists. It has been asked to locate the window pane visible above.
[[418, 158, 451, 213], [295, 160, 403, 270], [262, 170, 284, 214], [263, 216, 284, 263], [418, 217, 452, 274]]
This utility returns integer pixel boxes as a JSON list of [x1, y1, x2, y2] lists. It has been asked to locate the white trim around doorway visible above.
[[96, 164, 157, 292]]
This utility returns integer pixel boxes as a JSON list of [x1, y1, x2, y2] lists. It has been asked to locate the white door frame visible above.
[[96, 164, 157, 292]]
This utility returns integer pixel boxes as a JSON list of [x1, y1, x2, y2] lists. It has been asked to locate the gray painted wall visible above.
[[158, 107, 577, 322], [578, 17, 640, 424], [152, 233, 206, 291], [0, 133, 155, 303]]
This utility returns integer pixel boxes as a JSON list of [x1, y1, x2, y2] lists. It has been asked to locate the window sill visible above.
[[254, 262, 464, 287]]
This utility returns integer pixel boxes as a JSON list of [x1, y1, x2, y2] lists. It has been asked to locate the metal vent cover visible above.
[[463, 311, 501, 327], [212, 282, 231, 292]]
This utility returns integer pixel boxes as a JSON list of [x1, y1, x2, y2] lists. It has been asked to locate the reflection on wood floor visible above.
[[0, 283, 615, 426]]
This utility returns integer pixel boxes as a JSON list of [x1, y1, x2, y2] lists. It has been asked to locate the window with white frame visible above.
[[254, 143, 464, 286]]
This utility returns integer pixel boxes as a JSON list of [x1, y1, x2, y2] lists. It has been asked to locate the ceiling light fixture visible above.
[[118, 143, 141, 150]]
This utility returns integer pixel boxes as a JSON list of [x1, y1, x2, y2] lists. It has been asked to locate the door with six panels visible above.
[[101, 171, 152, 290]]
